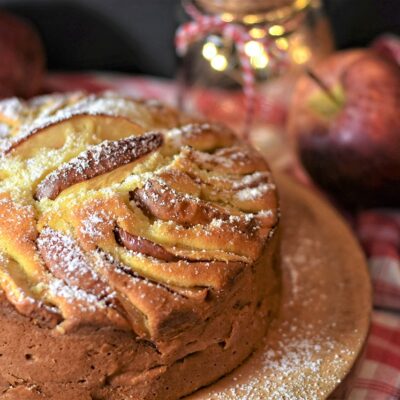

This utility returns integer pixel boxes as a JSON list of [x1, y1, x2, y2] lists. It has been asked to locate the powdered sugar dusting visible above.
[[48, 278, 104, 313], [0, 123, 10, 137], [37, 228, 115, 303], [0, 97, 28, 121], [234, 183, 276, 202], [165, 122, 232, 150], [80, 208, 113, 242]]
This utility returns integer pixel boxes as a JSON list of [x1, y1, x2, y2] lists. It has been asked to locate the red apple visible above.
[[288, 49, 400, 208], [372, 35, 400, 65], [0, 11, 45, 98]]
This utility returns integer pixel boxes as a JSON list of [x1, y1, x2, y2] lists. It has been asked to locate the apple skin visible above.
[[372, 35, 400, 65], [0, 12, 45, 99], [288, 49, 400, 208]]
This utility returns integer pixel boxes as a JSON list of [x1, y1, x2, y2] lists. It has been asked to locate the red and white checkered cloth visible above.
[[44, 69, 400, 400]]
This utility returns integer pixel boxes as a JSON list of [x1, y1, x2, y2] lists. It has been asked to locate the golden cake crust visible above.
[[0, 92, 280, 399]]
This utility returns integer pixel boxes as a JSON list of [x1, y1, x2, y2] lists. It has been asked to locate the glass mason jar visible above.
[[177, 0, 334, 164]]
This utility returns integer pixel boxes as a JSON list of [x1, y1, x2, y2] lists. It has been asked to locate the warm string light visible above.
[[202, 35, 274, 72], [202, 41, 218, 60], [249, 27, 267, 39], [244, 41, 269, 69], [276, 37, 289, 50], [211, 54, 229, 71], [269, 25, 285, 36], [291, 45, 311, 64], [290, 35, 311, 64], [202, 28, 310, 72], [201, 37, 230, 71]]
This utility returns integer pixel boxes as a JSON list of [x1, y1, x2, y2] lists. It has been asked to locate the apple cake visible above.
[[0, 92, 280, 400]]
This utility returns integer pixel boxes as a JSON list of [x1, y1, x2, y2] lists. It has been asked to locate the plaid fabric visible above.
[[44, 66, 400, 399], [330, 312, 400, 400], [356, 212, 400, 311]]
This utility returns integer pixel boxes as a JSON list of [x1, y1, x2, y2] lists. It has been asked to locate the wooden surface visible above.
[[188, 174, 372, 399]]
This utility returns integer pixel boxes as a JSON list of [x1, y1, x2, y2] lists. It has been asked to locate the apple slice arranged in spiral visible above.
[[35, 132, 163, 201], [0, 255, 62, 328], [131, 178, 227, 226], [37, 228, 130, 331], [37, 228, 113, 299], [114, 226, 178, 262], [4, 113, 145, 158]]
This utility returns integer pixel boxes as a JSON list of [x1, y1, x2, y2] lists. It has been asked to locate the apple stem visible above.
[[306, 68, 341, 106]]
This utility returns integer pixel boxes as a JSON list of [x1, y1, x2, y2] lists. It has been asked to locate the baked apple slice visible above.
[[115, 226, 178, 262], [4, 113, 144, 158], [35, 132, 163, 200], [115, 246, 246, 291], [131, 178, 228, 226], [164, 122, 238, 153], [92, 250, 200, 339], [37, 228, 113, 299], [37, 228, 132, 329], [0, 254, 62, 328], [185, 146, 269, 175]]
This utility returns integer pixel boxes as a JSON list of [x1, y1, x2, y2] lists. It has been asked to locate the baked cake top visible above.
[[0, 92, 278, 340]]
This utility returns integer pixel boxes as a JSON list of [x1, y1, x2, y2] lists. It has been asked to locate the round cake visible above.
[[0, 92, 280, 400]]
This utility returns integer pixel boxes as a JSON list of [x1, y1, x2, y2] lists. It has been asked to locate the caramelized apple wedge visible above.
[[4, 113, 144, 158], [92, 250, 200, 339], [131, 178, 228, 226], [164, 122, 238, 153], [0, 254, 62, 328], [115, 226, 178, 262], [36, 228, 132, 332], [35, 132, 163, 200], [186, 146, 269, 175], [37, 228, 113, 299]]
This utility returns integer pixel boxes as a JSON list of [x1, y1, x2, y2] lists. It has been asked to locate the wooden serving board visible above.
[[188, 174, 372, 400]]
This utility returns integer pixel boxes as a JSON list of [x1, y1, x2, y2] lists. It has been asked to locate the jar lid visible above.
[[195, 0, 312, 23]]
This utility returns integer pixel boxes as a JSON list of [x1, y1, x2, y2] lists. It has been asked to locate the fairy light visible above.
[[244, 40, 270, 70], [199, 15, 293, 75], [210, 54, 228, 71], [292, 45, 311, 64], [276, 37, 289, 50], [202, 41, 218, 60], [269, 24, 285, 36], [204, 37, 270, 72], [244, 40, 264, 57], [294, 0, 310, 10], [251, 53, 269, 69], [221, 12, 234, 22], [243, 14, 263, 24], [249, 27, 267, 39]]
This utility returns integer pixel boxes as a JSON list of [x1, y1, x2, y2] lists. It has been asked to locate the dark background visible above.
[[0, 0, 399, 77]]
